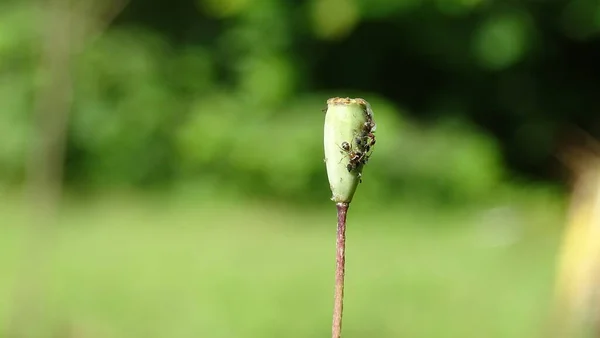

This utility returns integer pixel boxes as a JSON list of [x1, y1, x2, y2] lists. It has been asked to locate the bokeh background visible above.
[[1, 0, 599, 337]]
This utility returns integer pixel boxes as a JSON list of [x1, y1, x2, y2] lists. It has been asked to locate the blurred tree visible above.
[[3, 0, 600, 205]]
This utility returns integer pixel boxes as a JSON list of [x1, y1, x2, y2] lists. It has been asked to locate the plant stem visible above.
[[332, 202, 349, 338]]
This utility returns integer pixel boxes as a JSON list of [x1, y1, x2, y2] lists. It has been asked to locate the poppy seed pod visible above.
[[323, 97, 376, 204]]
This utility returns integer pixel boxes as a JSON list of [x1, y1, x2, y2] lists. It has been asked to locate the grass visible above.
[[0, 193, 564, 338]]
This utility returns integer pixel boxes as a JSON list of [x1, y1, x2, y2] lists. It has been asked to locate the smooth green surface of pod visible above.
[[323, 97, 375, 203]]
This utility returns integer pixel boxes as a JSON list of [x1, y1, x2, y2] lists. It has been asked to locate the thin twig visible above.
[[332, 202, 349, 338]]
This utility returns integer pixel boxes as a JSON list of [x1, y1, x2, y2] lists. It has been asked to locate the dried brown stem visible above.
[[332, 202, 348, 338]]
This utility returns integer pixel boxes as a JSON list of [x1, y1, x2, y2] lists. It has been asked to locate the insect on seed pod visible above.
[[323, 97, 376, 204]]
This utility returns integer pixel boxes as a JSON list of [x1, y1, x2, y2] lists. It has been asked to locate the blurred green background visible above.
[[0, 0, 595, 336]]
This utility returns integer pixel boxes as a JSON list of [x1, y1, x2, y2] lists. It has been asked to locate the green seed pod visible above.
[[324, 97, 376, 204]]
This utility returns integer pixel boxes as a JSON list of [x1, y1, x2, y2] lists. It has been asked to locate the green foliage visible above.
[[70, 28, 174, 186], [473, 8, 534, 70], [310, 0, 361, 39], [561, 0, 600, 40], [0, 3, 38, 187], [0, 0, 580, 204]]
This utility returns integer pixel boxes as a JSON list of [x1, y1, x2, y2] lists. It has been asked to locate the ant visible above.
[[361, 121, 376, 146], [362, 120, 376, 133], [340, 141, 369, 173], [342, 141, 368, 161], [349, 150, 364, 165], [340, 141, 361, 159], [368, 134, 376, 146]]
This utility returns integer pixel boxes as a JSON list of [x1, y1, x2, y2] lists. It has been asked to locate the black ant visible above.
[[348, 150, 364, 164], [362, 120, 376, 133], [339, 141, 360, 159], [346, 148, 370, 173], [367, 133, 376, 144], [359, 120, 376, 147]]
